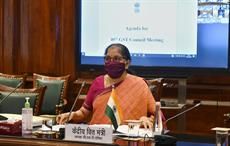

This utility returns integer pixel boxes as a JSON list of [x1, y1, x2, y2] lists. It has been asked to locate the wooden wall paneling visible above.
[[0, 0, 76, 77], [0, 0, 3, 71], [56, 0, 77, 106], [18, 0, 77, 77], [27, 0, 57, 74], [2, 0, 15, 73], [53, 0, 61, 75], [57, 0, 76, 78], [0, 0, 21, 74], [13, 0, 21, 73], [43, 0, 59, 74], [186, 106, 218, 134], [21, 0, 39, 74], [19, 0, 30, 73]]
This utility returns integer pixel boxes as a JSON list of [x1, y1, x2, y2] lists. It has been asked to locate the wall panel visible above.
[[0, 0, 76, 77], [2, 0, 15, 73], [0, 0, 3, 71], [19, 0, 29, 72]]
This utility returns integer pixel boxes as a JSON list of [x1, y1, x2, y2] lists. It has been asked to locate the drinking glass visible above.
[[126, 120, 141, 137]]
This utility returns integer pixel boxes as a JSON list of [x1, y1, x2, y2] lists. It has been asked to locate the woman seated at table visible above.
[[56, 43, 156, 129]]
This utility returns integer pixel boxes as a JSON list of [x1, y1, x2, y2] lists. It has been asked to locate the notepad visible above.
[[116, 125, 161, 138]]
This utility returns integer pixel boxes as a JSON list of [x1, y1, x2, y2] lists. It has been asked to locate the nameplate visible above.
[[65, 124, 113, 144]]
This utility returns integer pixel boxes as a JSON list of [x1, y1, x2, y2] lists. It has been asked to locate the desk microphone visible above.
[[153, 101, 201, 145], [0, 81, 23, 120], [66, 81, 86, 123], [164, 101, 201, 124]]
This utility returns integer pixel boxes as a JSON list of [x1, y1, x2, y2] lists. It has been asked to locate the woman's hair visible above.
[[104, 43, 136, 74], [104, 43, 131, 61]]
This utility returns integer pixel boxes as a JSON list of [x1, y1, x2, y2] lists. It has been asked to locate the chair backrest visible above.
[[0, 73, 26, 88], [0, 84, 46, 116], [146, 78, 164, 101], [146, 78, 167, 129], [33, 73, 70, 115]]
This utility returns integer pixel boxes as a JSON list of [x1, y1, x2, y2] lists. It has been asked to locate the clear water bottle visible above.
[[22, 97, 33, 136], [154, 102, 163, 134]]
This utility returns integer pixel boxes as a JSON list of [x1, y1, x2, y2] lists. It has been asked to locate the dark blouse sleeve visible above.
[[83, 75, 104, 111]]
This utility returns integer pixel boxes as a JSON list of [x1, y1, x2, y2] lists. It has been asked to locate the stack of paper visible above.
[[116, 125, 161, 138]]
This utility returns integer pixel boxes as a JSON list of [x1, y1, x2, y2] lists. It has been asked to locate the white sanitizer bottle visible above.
[[22, 97, 33, 136]]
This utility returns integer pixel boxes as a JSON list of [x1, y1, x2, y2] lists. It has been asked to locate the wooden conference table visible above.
[[0, 135, 119, 146], [0, 129, 215, 146]]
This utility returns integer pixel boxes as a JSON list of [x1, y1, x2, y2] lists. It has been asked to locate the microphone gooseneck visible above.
[[0, 81, 23, 105], [66, 81, 86, 123], [0, 81, 23, 121], [165, 102, 201, 124]]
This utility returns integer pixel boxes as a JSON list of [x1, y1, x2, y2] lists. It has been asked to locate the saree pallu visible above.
[[89, 74, 156, 125]]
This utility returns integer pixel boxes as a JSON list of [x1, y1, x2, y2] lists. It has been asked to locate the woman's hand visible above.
[[56, 107, 90, 124], [56, 112, 74, 124], [140, 116, 154, 129]]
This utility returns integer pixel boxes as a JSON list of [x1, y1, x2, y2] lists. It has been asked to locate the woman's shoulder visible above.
[[94, 75, 104, 82], [126, 74, 146, 83], [127, 73, 143, 79], [90, 75, 104, 88]]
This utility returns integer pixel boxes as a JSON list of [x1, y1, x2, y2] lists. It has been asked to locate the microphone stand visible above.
[[66, 81, 86, 123], [153, 102, 201, 145], [161, 102, 201, 135], [0, 115, 8, 121], [164, 102, 201, 124], [58, 81, 86, 140], [0, 82, 23, 121]]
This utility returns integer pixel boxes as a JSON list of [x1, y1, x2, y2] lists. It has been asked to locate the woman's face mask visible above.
[[104, 61, 126, 79]]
